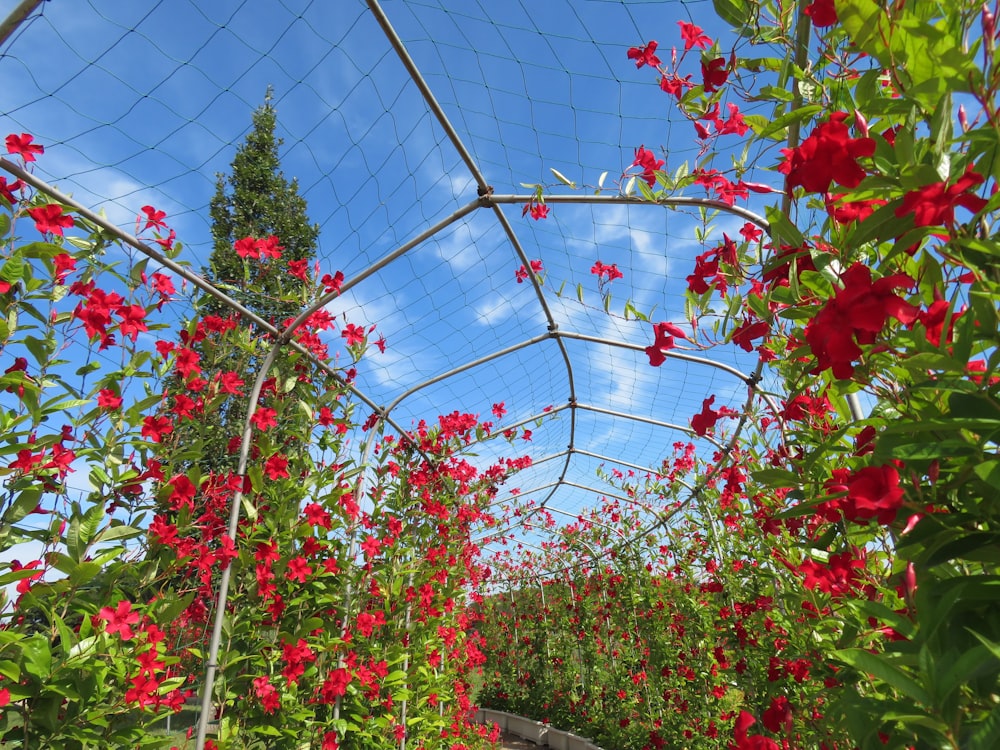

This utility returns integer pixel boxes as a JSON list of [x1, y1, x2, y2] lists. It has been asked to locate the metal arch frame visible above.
[[0, 1, 841, 748]]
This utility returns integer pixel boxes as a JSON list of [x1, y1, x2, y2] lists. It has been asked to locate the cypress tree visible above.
[[206, 86, 319, 325], [163, 88, 319, 474]]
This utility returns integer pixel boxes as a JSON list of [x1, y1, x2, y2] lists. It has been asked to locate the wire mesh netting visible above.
[[0, 0, 774, 567]]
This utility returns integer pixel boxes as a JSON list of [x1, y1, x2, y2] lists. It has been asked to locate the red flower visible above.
[[116, 304, 148, 341], [732, 711, 780, 750], [53, 253, 76, 284], [288, 258, 310, 281], [645, 321, 688, 366], [804, 263, 917, 379], [590, 260, 623, 281], [779, 112, 875, 194], [799, 549, 866, 597], [264, 454, 290, 480], [515, 259, 543, 283], [761, 696, 793, 734], [320, 669, 351, 702], [0, 176, 23, 204], [659, 73, 693, 99], [678, 22, 711, 50], [700, 57, 728, 92], [822, 465, 904, 525], [98, 600, 140, 640], [251, 407, 278, 431], [804, 0, 838, 27], [826, 193, 886, 224], [5, 132, 44, 161], [341, 323, 365, 346], [28, 204, 74, 236], [139, 205, 167, 231], [896, 167, 989, 227], [914, 298, 963, 345], [166, 474, 196, 511], [141, 415, 174, 443], [322, 270, 344, 294], [633, 145, 664, 187], [529, 202, 549, 220], [690, 395, 736, 436], [492, 402, 506, 418], [731, 317, 769, 352], [234, 236, 258, 259], [286, 556, 312, 583], [360, 534, 381, 559], [97, 389, 122, 410], [626, 40, 661, 69]]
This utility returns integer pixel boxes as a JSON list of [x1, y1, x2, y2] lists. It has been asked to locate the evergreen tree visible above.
[[206, 86, 319, 325], [162, 89, 319, 474]]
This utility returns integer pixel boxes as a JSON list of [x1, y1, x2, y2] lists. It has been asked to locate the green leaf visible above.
[[833, 647, 931, 704], [4, 487, 42, 525], [756, 104, 823, 142], [712, 0, 751, 30], [20, 634, 52, 679], [764, 205, 804, 249], [967, 701, 1000, 750], [835, 0, 981, 109], [550, 168, 576, 189], [0, 252, 24, 283]]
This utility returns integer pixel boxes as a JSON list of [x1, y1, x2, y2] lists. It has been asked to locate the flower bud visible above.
[[853, 109, 869, 138]]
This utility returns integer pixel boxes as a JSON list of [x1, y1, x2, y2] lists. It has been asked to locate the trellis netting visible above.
[[0, 0, 774, 575], [4, 1, 952, 749]]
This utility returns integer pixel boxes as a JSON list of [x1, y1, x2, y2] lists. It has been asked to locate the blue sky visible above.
[[0, 0, 778, 568]]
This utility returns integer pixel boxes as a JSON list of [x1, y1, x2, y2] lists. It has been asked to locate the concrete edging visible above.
[[474, 709, 605, 750]]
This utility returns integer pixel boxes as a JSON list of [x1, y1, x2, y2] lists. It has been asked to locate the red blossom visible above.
[[690, 395, 736, 436], [627, 40, 661, 69], [659, 73, 693, 99], [141, 415, 174, 443], [53, 253, 76, 284], [732, 711, 780, 750], [98, 600, 141, 640], [633, 145, 664, 187], [700, 57, 728, 92], [645, 321, 688, 366], [287, 258, 310, 281], [286, 556, 312, 583], [322, 270, 345, 294], [826, 192, 886, 224], [28, 204, 74, 236], [896, 167, 989, 227], [116, 304, 148, 341], [341, 323, 365, 346], [264, 454, 290, 480], [678, 22, 711, 50], [804, 263, 917, 379], [0, 176, 23, 204], [515, 259, 543, 283], [5, 132, 44, 161], [821, 464, 904, 525], [139, 205, 167, 231], [804, 0, 838, 27], [731, 317, 769, 352], [590, 260, 623, 281], [97, 388, 122, 410], [522, 201, 549, 220], [779, 112, 875, 194], [251, 407, 278, 431]]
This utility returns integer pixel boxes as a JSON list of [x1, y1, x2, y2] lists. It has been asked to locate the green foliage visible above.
[[207, 87, 319, 325]]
